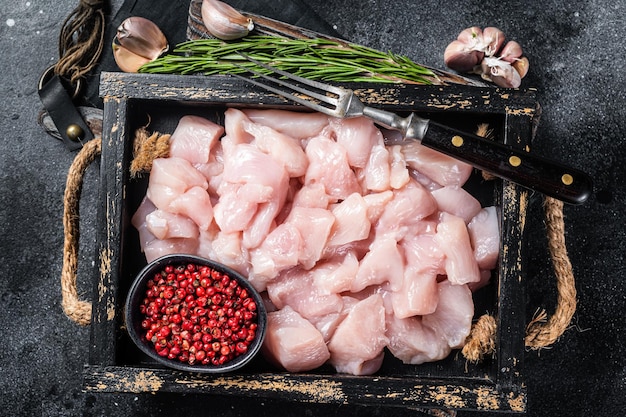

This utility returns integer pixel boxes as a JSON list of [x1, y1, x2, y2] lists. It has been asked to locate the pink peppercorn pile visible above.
[[139, 262, 258, 366]]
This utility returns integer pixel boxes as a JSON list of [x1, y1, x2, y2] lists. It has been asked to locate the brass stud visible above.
[[66, 124, 84, 142], [509, 155, 522, 167], [451, 135, 464, 147], [562, 174, 574, 185]]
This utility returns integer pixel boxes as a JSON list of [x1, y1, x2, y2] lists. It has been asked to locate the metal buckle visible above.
[[38, 65, 83, 100]]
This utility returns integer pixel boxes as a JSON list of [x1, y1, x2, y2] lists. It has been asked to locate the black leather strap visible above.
[[38, 74, 94, 151]]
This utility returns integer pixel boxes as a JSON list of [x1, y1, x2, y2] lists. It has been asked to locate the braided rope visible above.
[[54, 0, 105, 85]]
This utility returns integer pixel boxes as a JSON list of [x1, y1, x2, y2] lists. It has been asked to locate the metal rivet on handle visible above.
[[66, 124, 84, 142], [451, 135, 464, 147], [509, 155, 522, 167], [561, 174, 574, 185]]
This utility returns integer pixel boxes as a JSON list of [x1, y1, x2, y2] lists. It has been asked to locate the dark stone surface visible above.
[[0, 0, 624, 416]]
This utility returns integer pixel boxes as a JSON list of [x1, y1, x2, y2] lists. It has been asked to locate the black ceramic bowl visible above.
[[125, 254, 267, 373]]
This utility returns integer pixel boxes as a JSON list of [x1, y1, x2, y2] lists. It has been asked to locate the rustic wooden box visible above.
[[85, 71, 537, 413]]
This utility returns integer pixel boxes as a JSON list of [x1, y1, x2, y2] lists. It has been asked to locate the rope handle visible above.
[[462, 197, 577, 361], [61, 131, 579, 364], [61, 137, 101, 326]]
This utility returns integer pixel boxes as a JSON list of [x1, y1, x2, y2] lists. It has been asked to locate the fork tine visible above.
[[236, 64, 337, 106], [241, 53, 346, 97], [231, 73, 336, 116], [233, 53, 345, 116]]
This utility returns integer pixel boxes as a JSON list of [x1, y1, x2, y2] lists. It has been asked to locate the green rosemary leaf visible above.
[[139, 35, 435, 85]]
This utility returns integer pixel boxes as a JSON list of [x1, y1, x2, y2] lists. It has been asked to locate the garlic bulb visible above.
[[481, 27, 506, 57], [499, 41, 523, 63], [113, 17, 168, 73], [443, 40, 483, 73], [201, 0, 254, 40], [443, 26, 529, 88], [481, 57, 522, 88]]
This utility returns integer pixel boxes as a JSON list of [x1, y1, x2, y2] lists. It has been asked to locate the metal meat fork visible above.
[[233, 55, 592, 205]]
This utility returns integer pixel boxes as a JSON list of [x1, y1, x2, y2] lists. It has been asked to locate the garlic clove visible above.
[[456, 26, 484, 48], [512, 56, 530, 79], [444, 40, 484, 72], [482, 27, 506, 57], [482, 57, 521, 88], [112, 43, 153, 73], [499, 41, 523, 63], [201, 0, 254, 40], [114, 17, 168, 61]]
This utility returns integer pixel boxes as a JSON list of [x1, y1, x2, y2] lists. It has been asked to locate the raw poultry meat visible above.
[[132, 110, 501, 375], [263, 305, 330, 372]]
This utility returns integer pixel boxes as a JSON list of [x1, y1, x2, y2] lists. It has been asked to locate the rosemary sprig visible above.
[[139, 35, 436, 84]]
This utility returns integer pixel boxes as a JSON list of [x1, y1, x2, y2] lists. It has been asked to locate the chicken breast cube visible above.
[[422, 280, 474, 348], [243, 109, 329, 140], [386, 314, 451, 365], [145, 209, 199, 240], [467, 206, 500, 270], [328, 293, 388, 375], [431, 186, 482, 224], [434, 212, 481, 285], [401, 141, 473, 187], [305, 135, 361, 201], [352, 236, 404, 292], [146, 157, 208, 211], [284, 206, 335, 270], [263, 306, 330, 372], [169, 115, 224, 164], [327, 193, 371, 247]]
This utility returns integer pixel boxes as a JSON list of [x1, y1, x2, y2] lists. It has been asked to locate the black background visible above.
[[0, 0, 624, 416]]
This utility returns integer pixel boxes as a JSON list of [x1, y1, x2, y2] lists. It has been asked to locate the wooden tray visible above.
[[84, 70, 537, 413]]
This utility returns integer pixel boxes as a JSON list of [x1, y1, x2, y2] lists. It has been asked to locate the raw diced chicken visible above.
[[223, 108, 254, 146], [304, 134, 361, 201], [388, 145, 410, 189], [219, 143, 290, 248], [243, 109, 329, 139], [131, 196, 157, 250], [134, 108, 501, 374], [387, 280, 473, 364], [145, 210, 199, 240], [327, 193, 370, 247], [193, 142, 224, 196], [143, 238, 199, 264], [469, 269, 494, 292], [245, 121, 308, 177], [467, 206, 500, 270], [212, 182, 266, 234], [263, 306, 330, 372], [168, 115, 224, 164], [386, 314, 450, 365], [434, 213, 481, 285], [146, 157, 208, 211], [311, 250, 359, 295], [210, 231, 249, 276], [327, 116, 384, 169], [352, 236, 404, 292], [376, 179, 438, 239], [401, 141, 473, 187], [431, 186, 482, 224], [309, 296, 359, 342], [267, 267, 343, 320], [283, 206, 335, 269], [168, 186, 214, 231], [362, 190, 394, 224], [249, 223, 302, 284], [422, 280, 474, 348], [363, 143, 391, 192], [390, 234, 444, 318], [328, 293, 388, 375], [291, 182, 330, 209]]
